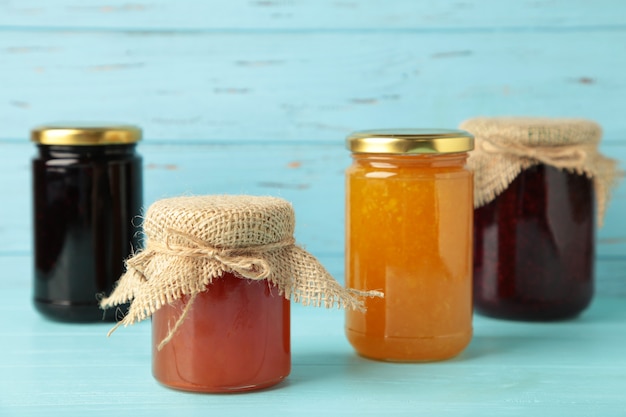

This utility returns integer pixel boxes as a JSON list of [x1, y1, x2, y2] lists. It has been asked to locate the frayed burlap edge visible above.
[[468, 143, 620, 226], [461, 118, 621, 226], [100, 232, 382, 349]]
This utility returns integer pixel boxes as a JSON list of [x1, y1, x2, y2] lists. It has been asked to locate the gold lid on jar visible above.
[[31, 123, 142, 146], [346, 129, 474, 154]]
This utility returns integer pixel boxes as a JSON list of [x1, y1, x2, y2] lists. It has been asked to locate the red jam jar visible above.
[[473, 164, 594, 320], [152, 274, 290, 392], [31, 124, 142, 322], [461, 117, 618, 321], [101, 195, 363, 393]]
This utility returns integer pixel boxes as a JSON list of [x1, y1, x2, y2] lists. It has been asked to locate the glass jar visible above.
[[31, 124, 142, 322], [473, 165, 594, 320], [101, 195, 363, 393], [152, 273, 290, 392], [345, 129, 474, 362], [461, 117, 616, 321]]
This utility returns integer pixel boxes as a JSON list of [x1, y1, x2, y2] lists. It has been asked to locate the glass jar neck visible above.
[[351, 152, 468, 168], [37, 144, 137, 159]]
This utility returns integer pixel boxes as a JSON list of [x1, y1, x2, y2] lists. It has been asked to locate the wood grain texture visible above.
[[1, 142, 624, 291], [1, 1, 625, 415], [0, 18, 625, 142], [2, 0, 625, 30], [1, 267, 625, 416]]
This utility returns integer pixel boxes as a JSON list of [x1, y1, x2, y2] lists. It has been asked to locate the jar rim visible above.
[[31, 123, 142, 146], [346, 129, 474, 154]]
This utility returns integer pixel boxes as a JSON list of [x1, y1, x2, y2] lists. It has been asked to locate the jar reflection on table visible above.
[[32, 124, 142, 322], [345, 129, 474, 362]]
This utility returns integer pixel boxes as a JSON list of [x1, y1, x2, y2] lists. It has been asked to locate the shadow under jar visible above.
[[32, 124, 142, 322], [473, 164, 594, 321]]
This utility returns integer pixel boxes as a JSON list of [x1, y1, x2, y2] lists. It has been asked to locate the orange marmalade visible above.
[[345, 129, 474, 361]]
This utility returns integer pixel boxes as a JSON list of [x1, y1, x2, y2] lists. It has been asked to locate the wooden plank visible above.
[[596, 258, 626, 297], [1, 0, 625, 31], [1, 30, 625, 143], [1, 258, 625, 417], [598, 142, 626, 256], [3, 142, 625, 294], [1, 2, 625, 415]]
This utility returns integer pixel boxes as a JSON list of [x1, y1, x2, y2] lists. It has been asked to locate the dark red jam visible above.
[[33, 144, 142, 322], [473, 164, 594, 321]]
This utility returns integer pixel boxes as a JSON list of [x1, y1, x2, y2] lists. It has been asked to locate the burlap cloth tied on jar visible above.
[[101, 195, 382, 346], [460, 117, 621, 225]]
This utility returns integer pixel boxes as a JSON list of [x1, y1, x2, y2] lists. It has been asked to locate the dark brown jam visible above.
[[33, 144, 142, 322], [473, 164, 594, 321]]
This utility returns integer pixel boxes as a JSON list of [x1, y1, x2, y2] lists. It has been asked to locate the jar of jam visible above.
[[345, 129, 474, 362], [461, 117, 619, 321], [100, 195, 372, 392], [31, 124, 142, 322], [152, 274, 290, 392]]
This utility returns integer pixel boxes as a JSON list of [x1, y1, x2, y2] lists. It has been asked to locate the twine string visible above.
[[480, 139, 590, 169], [154, 228, 297, 280], [157, 292, 198, 351], [100, 195, 384, 350], [470, 137, 619, 226], [126, 229, 297, 348]]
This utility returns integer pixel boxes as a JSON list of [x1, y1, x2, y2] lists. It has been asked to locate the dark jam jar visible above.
[[461, 117, 618, 322], [473, 164, 594, 320], [32, 124, 142, 322]]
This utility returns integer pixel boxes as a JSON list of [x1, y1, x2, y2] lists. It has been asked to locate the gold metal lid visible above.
[[346, 129, 474, 154], [31, 123, 142, 146]]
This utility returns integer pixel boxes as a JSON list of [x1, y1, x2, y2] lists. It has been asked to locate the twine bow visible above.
[[469, 138, 620, 226], [105, 229, 299, 349], [461, 117, 621, 225], [148, 228, 297, 281], [102, 226, 383, 350]]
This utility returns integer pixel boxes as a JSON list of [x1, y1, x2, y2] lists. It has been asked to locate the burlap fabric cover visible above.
[[460, 117, 620, 225], [101, 195, 381, 343]]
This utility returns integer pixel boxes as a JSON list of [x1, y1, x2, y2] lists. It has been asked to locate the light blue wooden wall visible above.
[[1, 0, 625, 294]]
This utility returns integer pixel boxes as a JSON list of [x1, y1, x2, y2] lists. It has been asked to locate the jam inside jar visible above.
[[99, 194, 356, 393], [152, 273, 291, 393], [345, 129, 474, 362], [32, 124, 142, 322], [473, 164, 594, 321]]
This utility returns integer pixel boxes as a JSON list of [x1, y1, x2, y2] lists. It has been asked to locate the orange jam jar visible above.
[[345, 129, 474, 361]]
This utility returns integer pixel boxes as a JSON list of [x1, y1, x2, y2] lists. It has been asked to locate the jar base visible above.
[[34, 299, 125, 323], [155, 375, 288, 394], [474, 303, 590, 322], [346, 328, 472, 362]]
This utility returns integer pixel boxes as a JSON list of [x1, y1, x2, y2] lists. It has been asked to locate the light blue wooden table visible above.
[[1, 1, 625, 416]]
